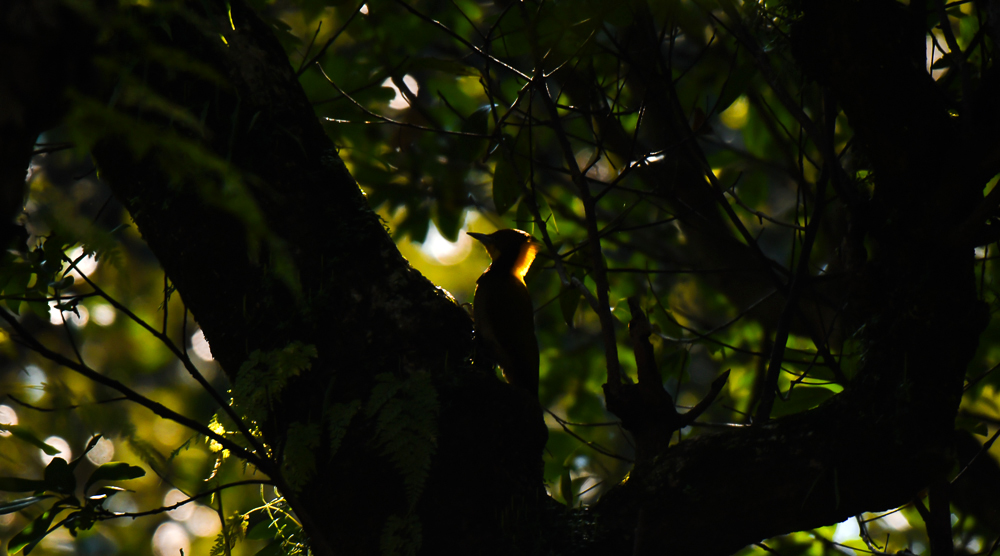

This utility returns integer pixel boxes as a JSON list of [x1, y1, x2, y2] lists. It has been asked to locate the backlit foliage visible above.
[[1, 0, 999, 554]]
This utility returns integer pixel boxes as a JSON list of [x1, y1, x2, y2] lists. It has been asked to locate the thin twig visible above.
[[392, 0, 531, 81], [295, 3, 366, 77], [317, 65, 490, 139], [0, 307, 268, 471], [951, 426, 1000, 484], [537, 74, 622, 388], [544, 408, 633, 463], [6, 394, 128, 412], [295, 20, 323, 75], [98, 480, 272, 520], [62, 255, 270, 464]]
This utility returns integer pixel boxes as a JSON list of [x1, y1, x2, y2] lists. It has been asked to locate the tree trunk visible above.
[[5, 0, 996, 554]]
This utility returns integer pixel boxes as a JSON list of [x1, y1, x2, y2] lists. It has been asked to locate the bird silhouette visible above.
[[468, 229, 540, 396]]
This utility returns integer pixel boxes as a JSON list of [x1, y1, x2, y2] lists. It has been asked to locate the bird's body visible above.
[[468, 229, 540, 395]]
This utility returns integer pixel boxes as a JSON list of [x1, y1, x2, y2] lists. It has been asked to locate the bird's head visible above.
[[467, 229, 540, 282]]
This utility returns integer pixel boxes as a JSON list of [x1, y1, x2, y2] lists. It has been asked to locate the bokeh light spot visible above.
[[152, 522, 190, 556], [191, 329, 213, 361], [720, 96, 749, 129], [382, 75, 419, 110], [19, 365, 47, 403], [66, 246, 99, 281], [164, 489, 195, 521], [185, 505, 223, 537], [419, 223, 473, 266], [92, 304, 116, 326], [40, 436, 72, 466], [0, 405, 18, 437], [86, 436, 115, 465]]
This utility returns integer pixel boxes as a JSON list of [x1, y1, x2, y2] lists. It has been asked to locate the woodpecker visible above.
[[468, 229, 540, 395]]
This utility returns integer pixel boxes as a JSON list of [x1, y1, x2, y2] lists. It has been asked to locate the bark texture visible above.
[[78, 2, 546, 554], [5, 0, 998, 554]]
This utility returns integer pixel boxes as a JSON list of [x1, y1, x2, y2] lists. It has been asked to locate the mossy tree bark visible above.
[[5, 0, 999, 554]]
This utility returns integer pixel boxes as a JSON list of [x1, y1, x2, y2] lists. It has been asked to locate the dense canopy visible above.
[[2, 0, 1000, 555]]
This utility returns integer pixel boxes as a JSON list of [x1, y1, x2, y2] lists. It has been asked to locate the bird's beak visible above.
[[467, 232, 489, 243]]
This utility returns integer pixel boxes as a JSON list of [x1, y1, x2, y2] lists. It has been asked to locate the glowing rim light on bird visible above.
[[468, 230, 540, 283], [512, 240, 539, 283]]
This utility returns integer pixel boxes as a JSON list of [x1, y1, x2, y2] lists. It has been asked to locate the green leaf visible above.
[[462, 106, 491, 137], [492, 154, 522, 216], [41, 238, 66, 274], [43, 458, 75, 495], [559, 285, 581, 328], [3, 268, 30, 314], [0, 496, 54, 515], [536, 192, 558, 234], [715, 52, 757, 114], [0, 477, 48, 493], [455, 105, 491, 163], [611, 298, 632, 324], [253, 540, 285, 556], [406, 57, 479, 77], [246, 518, 275, 541], [769, 386, 836, 418], [661, 349, 690, 379], [394, 205, 431, 243], [232, 342, 318, 425], [956, 413, 990, 437], [380, 513, 423, 556], [83, 462, 145, 493], [327, 400, 361, 460], [2, 426, 61, 456], [48, 276, 74, 290], [931, 53, 953, 70], [365, 373, 438, 508], [512, 197, 529, 229], [27, 298, 50, 321], [68, 435, 103, 472], [280, 422, 321, 491], [433, 206, 463, 243], [8, 508, 58, 555], [560, 468, 574, 507], [88, 486, 127, 502], [649, 307, 684, 339]]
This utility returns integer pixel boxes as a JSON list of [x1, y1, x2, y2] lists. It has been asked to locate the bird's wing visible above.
[[474, 273, 538, 392]]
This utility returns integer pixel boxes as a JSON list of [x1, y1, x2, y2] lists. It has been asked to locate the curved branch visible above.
[[0, 307, 271, 472]]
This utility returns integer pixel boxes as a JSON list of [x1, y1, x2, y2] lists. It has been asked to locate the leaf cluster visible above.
[[0, 435, 144, 555], [231, 342, 319, 426]]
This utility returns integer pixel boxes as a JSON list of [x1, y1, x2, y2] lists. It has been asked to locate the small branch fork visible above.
[[0, 250, 279, 479], [0, 304, 268, 471], [61, 254, 269, 461], [605, 297, 729, 454], [98, 479, 272, 521]]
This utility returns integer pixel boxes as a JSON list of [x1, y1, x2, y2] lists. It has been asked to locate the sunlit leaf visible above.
[[492, 154, 522, 216], [83, 462, 146, 493], [8, 508, 59, 555], [0, 496, 54, 515], [253, 540, 285, 556], [68, 435, 103, 472], [2, 426, 60, 456]]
